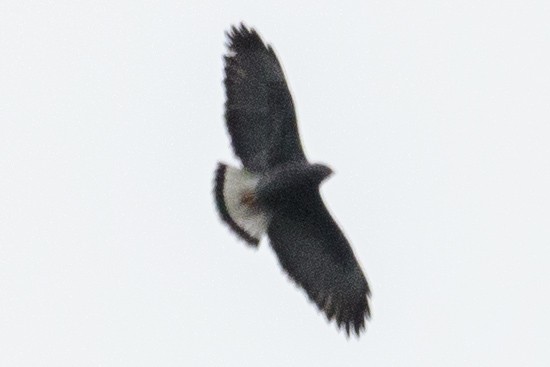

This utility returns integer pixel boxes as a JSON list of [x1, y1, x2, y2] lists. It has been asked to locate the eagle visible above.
[[214, 24, 371, 336]]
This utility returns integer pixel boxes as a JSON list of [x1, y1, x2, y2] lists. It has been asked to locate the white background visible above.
[[1, 1, 549, 366]]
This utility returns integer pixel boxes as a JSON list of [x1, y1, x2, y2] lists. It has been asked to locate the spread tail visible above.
[[214, 163, 268, 246]]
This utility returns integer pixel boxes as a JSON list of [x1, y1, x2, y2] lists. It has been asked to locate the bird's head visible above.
[[310, 163, 334, 184]]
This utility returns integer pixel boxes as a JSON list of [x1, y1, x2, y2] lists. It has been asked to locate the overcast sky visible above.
[[1, 1, 549, 366]]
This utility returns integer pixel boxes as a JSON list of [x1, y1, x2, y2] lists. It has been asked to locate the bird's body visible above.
[[214, 24, 371, 336], [256, 162, 333, 205]]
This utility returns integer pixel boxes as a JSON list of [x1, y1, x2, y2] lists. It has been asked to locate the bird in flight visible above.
[[214, 24, 371, 336]]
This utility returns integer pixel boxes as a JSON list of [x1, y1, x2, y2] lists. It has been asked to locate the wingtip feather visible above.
[[225, 23, 266, 53], [316, 290, 371, 337]]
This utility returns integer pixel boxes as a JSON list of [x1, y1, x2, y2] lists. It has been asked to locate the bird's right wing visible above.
[[267, 190, 371, 336], [223, 24, 306, 173]]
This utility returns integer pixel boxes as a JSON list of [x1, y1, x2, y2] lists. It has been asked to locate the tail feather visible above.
[[214, 163, 268, 246]]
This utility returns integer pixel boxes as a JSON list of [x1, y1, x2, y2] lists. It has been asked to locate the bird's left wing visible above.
[[267, 190, 371, 336], [224, 24, 306, 173]]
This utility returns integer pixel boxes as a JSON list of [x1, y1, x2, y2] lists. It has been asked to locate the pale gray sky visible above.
[[1, 1, 549, 366]]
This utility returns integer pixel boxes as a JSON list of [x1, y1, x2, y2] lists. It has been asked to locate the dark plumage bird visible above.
[[214, 24, 371, 336]]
